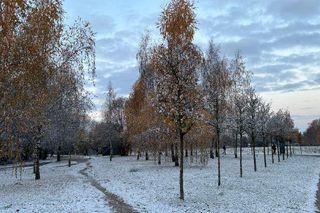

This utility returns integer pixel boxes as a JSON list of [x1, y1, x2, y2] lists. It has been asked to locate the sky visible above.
[[64, 0, 320, 131]]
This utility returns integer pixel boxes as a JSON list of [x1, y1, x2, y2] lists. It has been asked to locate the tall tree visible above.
[[104, 81, 116, 161], [257, 100, 271, 168], [202, 41, 231, 186], [230, 51, 251, 177], [245, 88, 260, 172], [151, 0, 202, 200]]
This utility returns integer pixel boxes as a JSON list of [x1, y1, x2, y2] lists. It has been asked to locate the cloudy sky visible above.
[[64, 0, 320, 131]]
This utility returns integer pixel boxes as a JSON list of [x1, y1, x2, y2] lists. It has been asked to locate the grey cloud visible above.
[[270, 32, 320, 49], [267, 0, 320, 19], [255, 64, 296, 74], [92, 66, 139, 109], [96, 37, 137, 62]]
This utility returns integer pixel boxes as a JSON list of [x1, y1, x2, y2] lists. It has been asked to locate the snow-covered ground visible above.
[[88, 153, 320, 213], [0, 159, 111, 213], [1, 152, 319, 213]]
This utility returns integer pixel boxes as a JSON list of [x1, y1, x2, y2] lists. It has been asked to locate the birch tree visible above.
[[202, 41, 231, 186], [151, 0, 202, 200], [245, 88, 260, 172], [257, 101, 271, 168], [230, 51, 251, 177], [0, 0, 95, 179]]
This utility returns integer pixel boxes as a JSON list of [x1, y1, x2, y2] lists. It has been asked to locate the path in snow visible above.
[[0, 158, 111, 212], [79, 160, 138, 213]]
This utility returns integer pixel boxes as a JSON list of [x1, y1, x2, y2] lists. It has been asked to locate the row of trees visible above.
[[123, 0, 297, 200], [0, 0, 95, 178]]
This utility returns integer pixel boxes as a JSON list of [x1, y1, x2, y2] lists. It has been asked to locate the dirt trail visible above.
[[79, 160, 138, 213]]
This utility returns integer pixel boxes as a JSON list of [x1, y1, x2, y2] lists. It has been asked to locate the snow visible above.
[[1, 150, 320, 213], [0, 159, 111, 213], [88, 153, 320, 213]]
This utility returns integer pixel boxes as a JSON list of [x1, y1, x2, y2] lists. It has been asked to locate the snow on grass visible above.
[[89, 153, 320, 213], [0, 159, 111, 213]]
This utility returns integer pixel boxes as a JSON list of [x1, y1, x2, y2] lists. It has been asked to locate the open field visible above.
[[1, 150, 320, 213]]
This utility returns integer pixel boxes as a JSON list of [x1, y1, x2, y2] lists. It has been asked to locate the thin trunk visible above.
[[174, 143, 179, 167], [57, 146, 61, 162], [185, 147, 188, 158], [289, 141, 292, 157], [217, 129, 221, 186], [171, 143, 175, 162], [234, 132, 238, 158], [158, 152, 161, 165], [240, 131, 243, 178], [137, 150, 140, 160], [252, 133, 257, 172], [34, 130, 41, 180], [277, 140, 280, 162], [300, 144, 302, 155], [215, 139, 219, 157], [33, 160, 36, 174], [190, 143, 193, 156], [282, 139, 285, 161], [210, 137, 214, 159], [109, 141, 113, 161], [263, 137, 267, 168], [271, 137, 274, 164], [179, 130, 184, 200], [286, 141, 289, 159], [68, 153, 71, 167], [145, 151, 149, 161], [165, 144, 168, 157]]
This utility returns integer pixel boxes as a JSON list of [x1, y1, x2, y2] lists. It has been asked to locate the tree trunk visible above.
[[185, 147, 188, 158], [277, 140, 280, 162], [217, 129, 221, 186], [137, 150, 140, 160], [109, 141, 113, 161], [145, 151, 149, 161], [240, 131, 243, 178], [210, 137, 214, 159], [215, 139, 219, 157], [282, 139, 285, 161], [179, 130, 184, 200], [175, 143, 179, 167], [68, 153, 71, 167], [171, 143, 175, 162], [252, 132, 257, 172], [158, 152, 161, 165], [34, 132, 41, 180], [57, 146, 61, 162], [165, 144, 168, 157], [234, 132, 238, 158], [286, 140, 289, 159], [289, 141, 292, 157], [263, 136, 267, 168]]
